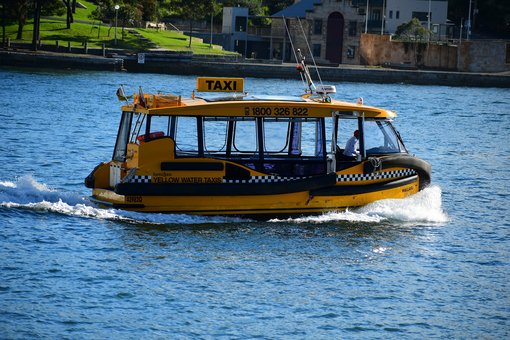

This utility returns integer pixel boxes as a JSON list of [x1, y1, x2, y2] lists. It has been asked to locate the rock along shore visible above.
[[1, 49, 509, 88]]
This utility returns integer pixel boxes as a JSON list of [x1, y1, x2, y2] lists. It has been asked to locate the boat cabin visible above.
[[112, 90, 407, 180]]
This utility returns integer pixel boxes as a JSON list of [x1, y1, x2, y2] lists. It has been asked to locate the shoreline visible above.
[[2, 49, 509, 88]]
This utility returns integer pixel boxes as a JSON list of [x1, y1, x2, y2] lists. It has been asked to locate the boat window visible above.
[[233, 118, 258, 154], [148, 115, 171, 136], [175, 116, 199, 154], [204, 119, 228, 153], [337, 118, 359, 153], [301, 118, 326, 157], [364, 120, 405, 154], [112, 111, 133, 162], [263, 119, 290, 154]]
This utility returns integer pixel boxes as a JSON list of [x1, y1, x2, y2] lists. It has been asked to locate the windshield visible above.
[[364, 120, 406, 155]]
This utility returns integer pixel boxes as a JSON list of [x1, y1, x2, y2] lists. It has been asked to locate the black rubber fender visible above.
[[363, 154, 432, 190]]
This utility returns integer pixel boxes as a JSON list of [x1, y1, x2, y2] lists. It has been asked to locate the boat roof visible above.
[[123, 92, 397, 119]]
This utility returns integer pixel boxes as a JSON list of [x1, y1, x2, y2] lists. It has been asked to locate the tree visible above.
[[32, 0, 41, 50], [62, 0, 73, 29], [395, 18, 429, 42], [174, 0, 214, 48], [264, 0, 293, 16], [4, 0, 61, 43], [14, 0, 31, 40], [1, 0, 6, 46]]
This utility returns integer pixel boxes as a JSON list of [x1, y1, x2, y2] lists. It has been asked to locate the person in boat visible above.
[[343, 130, 359, 158]]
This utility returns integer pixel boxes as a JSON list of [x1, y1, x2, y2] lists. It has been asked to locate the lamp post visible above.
[[427, 0, 431, 42], [381, 0, 385, 35], [466, 0, 472, 40], [364, 0, 369, 34], [209, 12, 213, 48], [114, 4, 119, 45]]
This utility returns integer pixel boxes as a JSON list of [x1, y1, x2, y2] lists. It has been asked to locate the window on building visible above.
[[348, 21, 357, 36], [396, 11, 400, 19], [235, 16, 247, 32], [412, 12, 429, 22], [389, 10, 393, 19], [372, 9, 381, 21], [506, 43, 510, 64], [313, 44, 321, 57], [347, 46, 355, 59], [313, 19, 322, 35]]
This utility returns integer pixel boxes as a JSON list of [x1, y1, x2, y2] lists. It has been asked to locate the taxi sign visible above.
[[196, 77, 244, 93]]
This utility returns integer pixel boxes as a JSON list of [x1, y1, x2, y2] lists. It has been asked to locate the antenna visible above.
[[296, 48, 316, 93], [297, 17, 324, 89], [283, 16, 336, 99], [282, 16, 307, 92]]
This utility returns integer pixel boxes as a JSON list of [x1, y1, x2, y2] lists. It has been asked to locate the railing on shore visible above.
[[3, 40, 127, 58]]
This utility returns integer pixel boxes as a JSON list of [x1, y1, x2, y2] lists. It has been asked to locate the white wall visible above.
[[384, 0, 448, 33]]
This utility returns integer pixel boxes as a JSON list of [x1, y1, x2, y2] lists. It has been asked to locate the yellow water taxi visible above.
[[85, 54, 431, 218]]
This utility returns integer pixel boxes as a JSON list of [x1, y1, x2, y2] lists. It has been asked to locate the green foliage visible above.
[[2, 0, 64, 40], [41, 0, 65, 17], [265, 0, 294, 15], [173, 0, 214, 21], [395, 18, 429, 42], [90, 0, 144, 26], [3, 15, 237, 54], [218, 1, 293, 16]]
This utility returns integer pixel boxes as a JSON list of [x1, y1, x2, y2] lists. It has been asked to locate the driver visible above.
[[343, 130, 359, 158]]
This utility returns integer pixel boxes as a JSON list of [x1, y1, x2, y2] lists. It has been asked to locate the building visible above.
[[271, 0, 366, 65], [383, 0, 449, 36], [220, 7, 273, 58], [219, 1, 449, 65]]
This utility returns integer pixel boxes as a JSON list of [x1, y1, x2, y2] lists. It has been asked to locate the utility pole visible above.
[[457, 18, 463, 71], [466, 0, 472, 40]]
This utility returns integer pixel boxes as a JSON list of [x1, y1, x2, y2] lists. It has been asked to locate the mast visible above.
[[296, 49, 316, 93]]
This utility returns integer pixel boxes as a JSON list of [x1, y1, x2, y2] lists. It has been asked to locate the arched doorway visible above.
[[326, 12, 344, 64]]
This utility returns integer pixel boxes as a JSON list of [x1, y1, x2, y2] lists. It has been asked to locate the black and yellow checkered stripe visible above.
[[337, 169, 416, 182], [223, 176, 308, 184], [128, 176, 152, 183]]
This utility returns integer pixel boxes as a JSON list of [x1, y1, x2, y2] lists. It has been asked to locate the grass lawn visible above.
[[136, 29, 237, 55], [4, 0, 238, 55], [5, 19, 151, 49], [69, 0, 97, 22]]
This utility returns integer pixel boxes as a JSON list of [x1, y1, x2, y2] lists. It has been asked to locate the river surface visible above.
[[0, 67, 509, 338]]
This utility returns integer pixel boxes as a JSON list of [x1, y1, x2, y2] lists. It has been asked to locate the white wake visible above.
[[0, 175, 246, 225], [1, 176, 448, 226], [270, 185, 449, 225]]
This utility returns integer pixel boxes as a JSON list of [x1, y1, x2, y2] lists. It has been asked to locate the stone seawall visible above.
[[0, 50, 124, 71], [2, 49, 509, 88], [125, 59, 510, 88]]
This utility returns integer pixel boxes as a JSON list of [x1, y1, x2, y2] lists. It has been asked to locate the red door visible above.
[[326, 12, 344, 64]]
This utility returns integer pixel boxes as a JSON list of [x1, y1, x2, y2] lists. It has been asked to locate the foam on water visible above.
[[1, 176, 447, 226], [357, 185, 449, 224], [0, 175, 247, 225], [271, 185, 449, 225]]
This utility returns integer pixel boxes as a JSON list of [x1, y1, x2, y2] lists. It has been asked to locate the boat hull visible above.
[[90, 175, 419, 217]]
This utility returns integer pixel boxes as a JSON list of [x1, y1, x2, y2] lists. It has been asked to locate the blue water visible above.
[[1, 67, 509, 338]]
